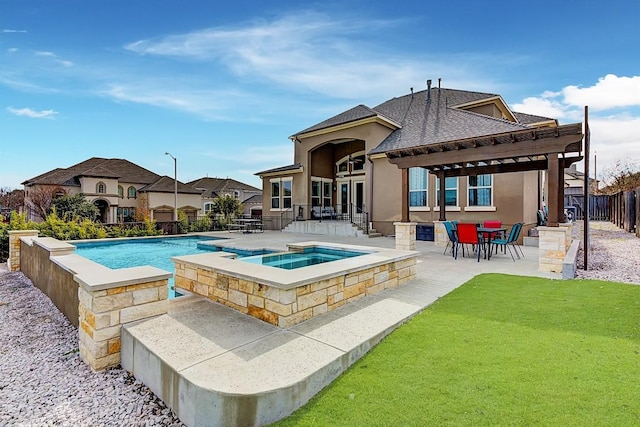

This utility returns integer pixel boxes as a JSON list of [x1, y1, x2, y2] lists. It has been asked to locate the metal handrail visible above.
[[291, 203, 370, 234]]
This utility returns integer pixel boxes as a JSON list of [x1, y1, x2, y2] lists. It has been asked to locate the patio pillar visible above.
[[7, 230, 39, 272], [401, 168, 409, 222], [538, 224, 572, 273], [394, 222, 417, 251], [547, 154, 560, 226], [438, 171, 446, 221]]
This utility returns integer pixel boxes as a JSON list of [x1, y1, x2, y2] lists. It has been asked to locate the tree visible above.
[[25, 185, 65, 221], [600, 159, 640, 194], [135, 193, 150, 221], [212, 195, 243, 223], [0, 187, 25, 212], [50, 193, 99, 221]]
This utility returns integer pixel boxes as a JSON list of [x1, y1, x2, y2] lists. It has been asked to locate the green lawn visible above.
[[274, 274, 640, 426]]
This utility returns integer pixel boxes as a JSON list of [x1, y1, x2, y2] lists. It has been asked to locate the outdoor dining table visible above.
[[477, 227, 507, 260], [232, 218, 263, 233]]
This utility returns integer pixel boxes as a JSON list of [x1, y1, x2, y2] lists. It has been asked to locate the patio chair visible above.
[[491, 222, 524, 261], [443, 221, 457, 257], [455, 223, 484, 262]]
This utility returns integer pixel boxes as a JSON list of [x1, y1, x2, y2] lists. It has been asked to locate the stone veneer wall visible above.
[[13, 232, 172, 371], [174, 258, 417, 328], [8, 230, 39, 271], [78, 280, 169, 371]]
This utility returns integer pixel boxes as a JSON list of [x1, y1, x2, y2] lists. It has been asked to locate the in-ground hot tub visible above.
[[171, 241, 418, 327]]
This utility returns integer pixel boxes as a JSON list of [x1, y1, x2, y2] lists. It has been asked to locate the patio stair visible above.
[[283, 220, 373, 237], [367, 228, 383, 238]]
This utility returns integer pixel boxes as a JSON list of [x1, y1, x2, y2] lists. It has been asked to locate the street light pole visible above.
[[165, 152, 178, 221]]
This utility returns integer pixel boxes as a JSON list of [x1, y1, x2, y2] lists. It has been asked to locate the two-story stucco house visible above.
[[257, 84, 582, 237], [22, 157, 202, 223], [187, 177, 262, 217]]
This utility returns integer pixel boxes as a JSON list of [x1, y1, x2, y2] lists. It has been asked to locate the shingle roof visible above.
[[22, 157, 161, 186], [242, 194, 262, 204], [139, 176, 202, 194], [255, 163, 303, 176], [292, 105, 379, 136], [369, 88, 529, 154], [513, 111, 556, 125], [187, 177, 261, 193]]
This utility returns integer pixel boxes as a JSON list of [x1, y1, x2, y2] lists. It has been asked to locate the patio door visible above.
[[337, 177, 366, 221]]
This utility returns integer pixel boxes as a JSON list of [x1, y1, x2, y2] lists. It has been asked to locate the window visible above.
[[118, 185, 124, 198], [409, 168, 428, 207], [311, 178, 333, 207], [117, 207, 136, 222], [270, 177, 293, 210], [436, 177, 458, 206], [204, 202, 214, 214], [233, 191, 240, 199], [127, 186, 136, 199], [468, 174, 493, 206], [96, 182, 106, 194], [271, 181, 280, 209]]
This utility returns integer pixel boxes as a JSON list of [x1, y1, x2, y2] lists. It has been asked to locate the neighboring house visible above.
[[187, 177, 262, 217], [257, 85, 576, 236], [22, 157, 202, 223], [564, 163, 599, 195]]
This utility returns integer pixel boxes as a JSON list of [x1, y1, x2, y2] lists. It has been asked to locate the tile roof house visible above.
[[257, 85, 579, 237], [187, 177, 262, 217], [22, 157, 202, 223]]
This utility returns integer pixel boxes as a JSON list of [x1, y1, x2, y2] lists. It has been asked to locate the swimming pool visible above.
[[241, 247, 367, 270], [72, 236, 271, 298]]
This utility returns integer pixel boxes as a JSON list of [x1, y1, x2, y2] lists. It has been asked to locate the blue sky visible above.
[[1, 0, 639, 190]]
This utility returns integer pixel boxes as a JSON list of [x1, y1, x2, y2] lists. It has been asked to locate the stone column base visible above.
[[538, 225, 572, 273], [394, 222, 417, 251], [7, 230, 39, 272]]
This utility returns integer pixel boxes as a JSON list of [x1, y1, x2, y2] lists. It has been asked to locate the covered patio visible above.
[[387, 122, 584, 271]]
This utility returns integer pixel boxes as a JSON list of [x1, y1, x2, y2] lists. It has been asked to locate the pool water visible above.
[[241, 247, 366, 270], [73, 236, 229, 298]]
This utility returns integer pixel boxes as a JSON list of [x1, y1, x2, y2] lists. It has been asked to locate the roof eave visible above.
[[292, 115, 401, 141]]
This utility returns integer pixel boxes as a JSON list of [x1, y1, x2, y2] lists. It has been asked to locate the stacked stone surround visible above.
[[394, 222, 417, 251], [12, 232, 172, 371], [538, 223, 574, 273], [7, 230, 39, 271], [78, 278, 169, 371], [174, 256, 417, 328], [433, 221, 448, 248]]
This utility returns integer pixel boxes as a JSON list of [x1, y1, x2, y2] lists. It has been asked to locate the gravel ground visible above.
[[572, 220, 640, 284], [0, 271, 185, 427], [1, 220, 638, 426]]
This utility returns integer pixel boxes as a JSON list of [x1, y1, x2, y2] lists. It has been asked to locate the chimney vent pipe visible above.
[[427, 80, 432, 102]]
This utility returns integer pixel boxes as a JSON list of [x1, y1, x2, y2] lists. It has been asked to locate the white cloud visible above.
[[123, 12, 490, 101], [34, 51, 56, 57], [7, 107, 59, 119], [2, 29, 27, 33], [562, 74, 640, 111], [513, 75, 640, 176], [7, 48, 18, 53]]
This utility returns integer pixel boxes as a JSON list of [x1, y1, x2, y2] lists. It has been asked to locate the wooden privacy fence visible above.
[[609, 188, 639, 237], [564, 194, 610, 221]]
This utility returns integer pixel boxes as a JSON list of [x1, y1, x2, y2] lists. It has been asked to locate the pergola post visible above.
[[547, 154, 560, 227], [438, 170, 446, 221], [401, 168, 409, 222]]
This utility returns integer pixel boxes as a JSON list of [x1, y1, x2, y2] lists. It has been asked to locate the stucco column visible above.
[[7, 230, 39, 272], [394, 222, 417, 251]]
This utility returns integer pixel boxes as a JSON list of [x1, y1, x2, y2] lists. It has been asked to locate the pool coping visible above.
[[171, 241, 418, 290]]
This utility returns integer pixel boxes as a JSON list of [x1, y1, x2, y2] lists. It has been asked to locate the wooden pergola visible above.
[[387, 123, 584, 227]]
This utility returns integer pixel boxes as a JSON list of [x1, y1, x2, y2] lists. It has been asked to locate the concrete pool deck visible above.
[[121, 231, 560, 427]]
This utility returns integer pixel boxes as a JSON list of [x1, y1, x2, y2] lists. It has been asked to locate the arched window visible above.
[[96, 182, 106, 194], [204, 202, 214, 214], [127, 186, 136, 199], [118, 185, 124, 198]]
